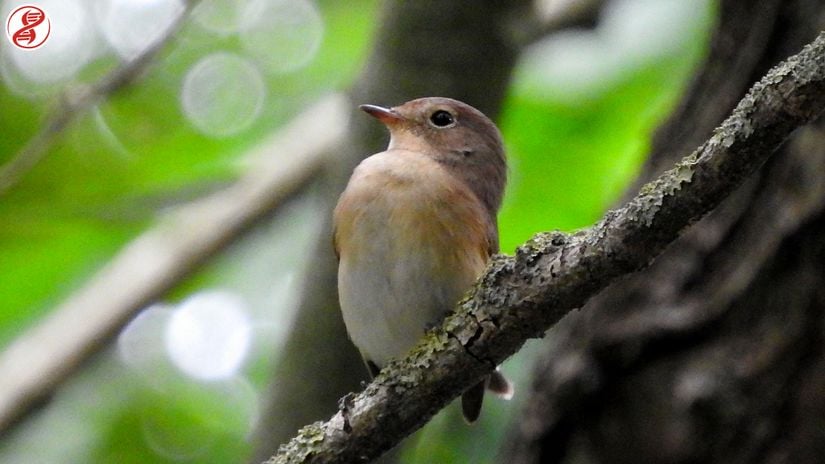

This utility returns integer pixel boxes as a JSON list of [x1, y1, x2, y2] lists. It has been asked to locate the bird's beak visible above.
[[359, 104, 404, 125]]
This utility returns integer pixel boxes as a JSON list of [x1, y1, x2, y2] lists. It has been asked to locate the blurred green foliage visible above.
[[499, 53, 704, 251], [0, 0, 378, 344], [0, 0, 713, 462]]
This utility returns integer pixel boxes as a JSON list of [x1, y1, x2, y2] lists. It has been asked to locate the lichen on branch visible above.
[[266, 31, 825, 464]]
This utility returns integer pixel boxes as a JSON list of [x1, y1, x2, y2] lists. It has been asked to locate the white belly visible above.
[[334, 151, 489, 367], [338, 236, 464, 367]]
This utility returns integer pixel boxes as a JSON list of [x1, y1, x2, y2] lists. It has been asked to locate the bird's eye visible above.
[[429, 110, 455, 128]]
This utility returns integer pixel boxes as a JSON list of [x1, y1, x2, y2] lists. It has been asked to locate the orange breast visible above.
[[334, 149, 491, 277], [333, 149, 494, 365]]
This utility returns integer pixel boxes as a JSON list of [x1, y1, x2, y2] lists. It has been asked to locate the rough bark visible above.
[[262, 29, 825, 464], [504, 1, 825, 463]]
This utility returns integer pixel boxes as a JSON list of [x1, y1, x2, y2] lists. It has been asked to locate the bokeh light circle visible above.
[[164, 290, 252, 381], [239, 0, 324, 75], [191, 0, 246, 36], [118, 304, 171, 371], [1, 0, 99, 88], [96, 0, 185, 59], [181, 52, 266, 137]]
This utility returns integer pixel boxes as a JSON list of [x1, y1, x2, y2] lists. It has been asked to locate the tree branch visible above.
[[0, 94, 347, 434], [0, 0, 199, 195], [265, 31, 825, 464], [252, 0, 534, 458]]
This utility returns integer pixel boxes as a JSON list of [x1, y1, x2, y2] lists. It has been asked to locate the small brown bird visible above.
[[333, 97, 512, 422]]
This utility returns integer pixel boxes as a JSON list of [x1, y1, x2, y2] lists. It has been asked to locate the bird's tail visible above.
[[461, 368, 514, 423]]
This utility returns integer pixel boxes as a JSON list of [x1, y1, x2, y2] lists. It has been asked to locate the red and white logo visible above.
[[6, 4, 50, 50]]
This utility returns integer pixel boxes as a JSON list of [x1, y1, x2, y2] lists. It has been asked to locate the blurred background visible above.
[[0, 0, 714, 462]]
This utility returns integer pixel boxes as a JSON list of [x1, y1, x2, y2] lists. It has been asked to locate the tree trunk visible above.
[[503, 1, 825, 463], [251, 1, 530, 460]]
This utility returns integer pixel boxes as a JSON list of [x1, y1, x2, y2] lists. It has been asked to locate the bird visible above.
[[333, 96, 513, 423]]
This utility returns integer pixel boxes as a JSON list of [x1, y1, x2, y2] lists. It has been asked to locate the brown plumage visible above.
[[334, 97, 512, 423]]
